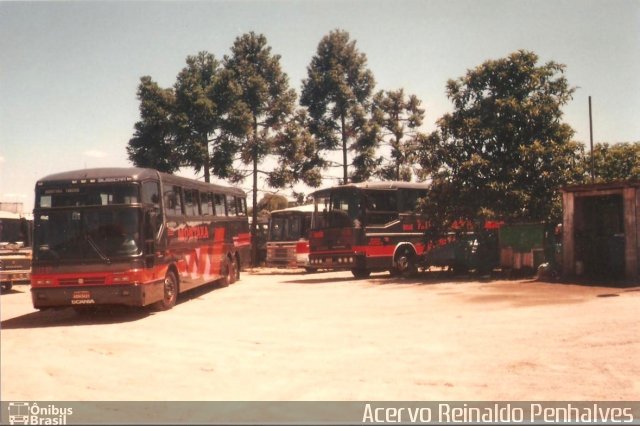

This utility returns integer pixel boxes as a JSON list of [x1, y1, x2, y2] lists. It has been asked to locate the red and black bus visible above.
[[266, 204, 315, 271], [308, 182, 430, 278], [31, 167, 250, 311]]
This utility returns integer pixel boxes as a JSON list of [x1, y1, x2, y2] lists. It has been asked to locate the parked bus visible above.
[[0, 210, 33, 291], [31, 167, 250, 311], [266, 204, 315, 271], [308, 182, 430, 278]]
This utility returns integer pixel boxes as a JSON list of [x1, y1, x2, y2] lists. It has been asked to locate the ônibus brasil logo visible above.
[[7, 402, 73, 425]]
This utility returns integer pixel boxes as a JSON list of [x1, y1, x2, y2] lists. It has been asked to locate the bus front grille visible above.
[[59, 277, 106, 285]]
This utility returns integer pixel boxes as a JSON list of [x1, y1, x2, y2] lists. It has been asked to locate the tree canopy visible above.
[[368, 89, 426, 182], [127, 76, 180, 173], [418, 50, 584, 229], [173, 51, 244, 183], [301, 29, 376, 184], [128, 32, 637, 238], [586, 141, 640, 182]]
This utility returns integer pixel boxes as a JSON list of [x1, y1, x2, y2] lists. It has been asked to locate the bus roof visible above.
[[270, 204, 315, 215], [309, 181, 430, 198], [35, 167, 245, 197]]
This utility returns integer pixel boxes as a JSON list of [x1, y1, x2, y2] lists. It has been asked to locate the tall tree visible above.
[[418, 50, 583, 229], [222, 32, 298, 263], [369, 89, 426, 181], [301, 29, 375, 184], [127, 76, 181, 173], [174, 51, 248, 183], [128, 52, 247, 181]]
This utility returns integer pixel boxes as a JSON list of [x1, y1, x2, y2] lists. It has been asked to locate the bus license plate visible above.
[[72, 291, 92, 300]]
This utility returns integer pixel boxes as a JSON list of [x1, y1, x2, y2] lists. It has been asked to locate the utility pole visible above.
[[589, 96, 595, 182]]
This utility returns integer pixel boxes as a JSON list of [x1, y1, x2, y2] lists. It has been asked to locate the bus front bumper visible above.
[[31, 281, 164, 309], [308, 253, 365, 270]]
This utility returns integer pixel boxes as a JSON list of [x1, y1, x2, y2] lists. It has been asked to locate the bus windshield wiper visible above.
[[85, 233, 111, 264]]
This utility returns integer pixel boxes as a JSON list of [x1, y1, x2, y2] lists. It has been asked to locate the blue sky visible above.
[[1, 0, 639, 212]]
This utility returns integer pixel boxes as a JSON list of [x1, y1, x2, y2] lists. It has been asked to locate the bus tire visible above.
[[220, 258, 232, 287], [395, 247, 417, 278], [351, 268, 371, 279], [154, 270, 178, 311], [2, 283, 12, 291]]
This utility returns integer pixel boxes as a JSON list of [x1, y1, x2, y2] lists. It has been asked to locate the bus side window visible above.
[[184, 189, 200, 216], [142, 181, 160, 207], [200, 192, 213, 215], [366, 190, 397, 225], [399, 189, 427, 213], [236, 197, 247, 216], [164, 186, 183, 216], [226, 195, 237, 216], [214, 194, 226, 216]]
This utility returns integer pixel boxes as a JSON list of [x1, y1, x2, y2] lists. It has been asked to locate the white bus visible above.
[[266, 204, 315, 271]]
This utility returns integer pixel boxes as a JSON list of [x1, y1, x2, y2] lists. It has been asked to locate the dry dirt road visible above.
[[1, 269, 639, 401]]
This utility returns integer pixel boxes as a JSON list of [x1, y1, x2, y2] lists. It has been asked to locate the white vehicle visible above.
[[0, 211, 33, 291], [266, 204, 315, 271]]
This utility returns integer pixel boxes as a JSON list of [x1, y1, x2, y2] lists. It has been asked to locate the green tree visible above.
[[269, 110, 325, 189], [369, 89, 426, 181], [128, 52, 248, 182], [419, 50, 583, 230], [587, 142, 640, 182], [127, 76, 181, 173], [173, 51, 245, 183], [301, 29, 376, 184], [222, 32, 300, 262]]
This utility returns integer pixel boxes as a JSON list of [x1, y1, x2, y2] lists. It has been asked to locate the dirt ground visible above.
[[1, 268, 639, 401]]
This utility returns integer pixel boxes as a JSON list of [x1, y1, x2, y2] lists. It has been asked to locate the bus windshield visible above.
[[0, 218, 31, 247], [34, 208, 141, 262], [313, 188, 362, 229], [269, 214, 303, 242], [37, 183, 139, 208]]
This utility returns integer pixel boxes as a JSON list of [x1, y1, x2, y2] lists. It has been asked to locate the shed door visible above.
[[576, 194, 625, 279]]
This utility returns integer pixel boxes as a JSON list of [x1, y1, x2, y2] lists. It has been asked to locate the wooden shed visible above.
[[561, 181, 639, 283]]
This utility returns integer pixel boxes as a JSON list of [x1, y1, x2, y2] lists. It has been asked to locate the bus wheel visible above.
[[351, 268, 371, 279], [1, 283, 12, 291], [395, 248, 417, 278], [154, 270, 178, 311]]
